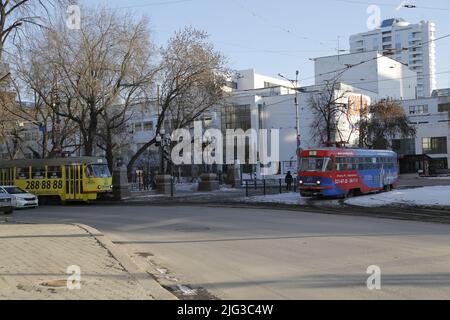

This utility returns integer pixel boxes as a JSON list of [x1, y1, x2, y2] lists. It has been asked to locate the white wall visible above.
[[315, 52, 379, 94], [235, 69, 293, 91], [377, 56, 417, 100], [314, 52, 417, 101]]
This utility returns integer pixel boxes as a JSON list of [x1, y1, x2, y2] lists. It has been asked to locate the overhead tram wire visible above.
[[298, 32, 450, 83], [229, 0, 337, 52], [109, 0, 197, 11], [333, 0, 450, 12]]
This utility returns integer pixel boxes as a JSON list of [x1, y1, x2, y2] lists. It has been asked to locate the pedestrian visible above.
[[143, 172, 150, 191], [285, 171, 294, 192]]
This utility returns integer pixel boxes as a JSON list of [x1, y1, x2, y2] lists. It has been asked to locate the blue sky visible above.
[[86, 0, 450, 88]]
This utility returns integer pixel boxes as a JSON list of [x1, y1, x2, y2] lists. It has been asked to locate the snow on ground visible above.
[[175, 183, 198, 192], [346, 186, 450, 208], [244, 193, 309, 205]]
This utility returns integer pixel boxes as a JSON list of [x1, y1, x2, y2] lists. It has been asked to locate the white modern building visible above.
[[350, 18, 437, 98], [314, 51, 417, 101], [395, 96, 450, 172], [227, 68, 294, 92], [228, 79, 374, 177]]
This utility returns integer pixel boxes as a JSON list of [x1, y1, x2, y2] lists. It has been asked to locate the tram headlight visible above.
[[316, 180, 321, 185], [299, 180, 304, 185]]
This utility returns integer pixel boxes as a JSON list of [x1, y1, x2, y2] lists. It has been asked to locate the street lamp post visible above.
[[155, 129, 171, 175], [278, 71, 301, 149], [155, 129, 173, 195]]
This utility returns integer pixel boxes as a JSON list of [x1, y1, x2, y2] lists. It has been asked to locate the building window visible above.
[[431, 158, 449, 171], [143, 122, 153, 132], [134, 122, 143, 133], [226, 81, 238, 90], [392, 139, 416, 156], [221, 104, 251, 131], [409, 105, 429, 115], [264, 82, 277, 88], [422, 137, 448, 154], [438, 103, 450, 113]]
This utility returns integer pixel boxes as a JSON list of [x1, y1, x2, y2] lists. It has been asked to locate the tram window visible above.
[[32, 167, 45, 179], [16, 167, 30, 180], [47, 166, 62, 179], [87, 164, 111, 178], [1, 169, 8, 181]]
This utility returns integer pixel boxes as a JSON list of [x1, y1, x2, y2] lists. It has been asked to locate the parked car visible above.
[[0, 191, 15, 214], [0, 186, 38, 209]]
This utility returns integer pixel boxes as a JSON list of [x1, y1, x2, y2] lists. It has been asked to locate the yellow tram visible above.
[[0, 157, 113, 202]]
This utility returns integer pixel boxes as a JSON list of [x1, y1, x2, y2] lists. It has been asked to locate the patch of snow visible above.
[[219, 187, 239, 192], [346, 186, 450, 208], [244, 193, 308, 205], [175, 183, 198, 192], [156, 268, 168, 274], [177, 285, 197, 296]]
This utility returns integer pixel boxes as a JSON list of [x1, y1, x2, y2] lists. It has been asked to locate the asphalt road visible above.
[[9, 205, 450, 300]]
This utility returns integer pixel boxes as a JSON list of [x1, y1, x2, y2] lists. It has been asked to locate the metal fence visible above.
[[244, 178, 298, 197], [130, 172, 154, 192]]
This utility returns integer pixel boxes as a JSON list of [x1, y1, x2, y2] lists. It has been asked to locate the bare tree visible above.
[[1, 44, 83, 158], [0, 92, 26, 159], [307, 79, 351, 147], [360, 100, 416, 150], [16, 8, 155, 169], [127, 26, 229, 177], [0, 0, 69, 62]]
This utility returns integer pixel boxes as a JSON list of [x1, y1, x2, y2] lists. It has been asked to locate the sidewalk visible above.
[[0, 223, 172, 300]]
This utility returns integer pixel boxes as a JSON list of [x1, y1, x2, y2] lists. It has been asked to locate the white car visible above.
[[0, 186, 39, 209]]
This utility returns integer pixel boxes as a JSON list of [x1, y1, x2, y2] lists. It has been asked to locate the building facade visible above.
[[394, 96, 450, 172], [226, 80, 373, 178], [314, 51, 417, 101], [350, 18, 437, 98]]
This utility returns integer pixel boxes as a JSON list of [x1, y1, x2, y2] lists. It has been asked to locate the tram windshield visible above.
[[300, 157, 333, 172], [86, 164, 111, 178]]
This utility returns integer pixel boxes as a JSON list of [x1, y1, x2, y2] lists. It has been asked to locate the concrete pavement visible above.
[[0, 223, 173, 300], [10, 205, 450, 300]]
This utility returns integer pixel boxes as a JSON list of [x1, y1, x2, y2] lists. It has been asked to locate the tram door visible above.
[[65, 164, 84, 200], [1, 168, 14, 186]]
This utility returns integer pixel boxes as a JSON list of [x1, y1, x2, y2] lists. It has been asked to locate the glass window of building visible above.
[[221, 104, 251, 131], [143, 122, 153, 132], [422, 137, 448, 154], [438, 103, 450, 113], [409, 105, 429, 115], [392, 139, 416, 156], [134, 122, 143, 133]]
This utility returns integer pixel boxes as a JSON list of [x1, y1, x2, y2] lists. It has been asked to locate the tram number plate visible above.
[[26, 180, 63, 190]]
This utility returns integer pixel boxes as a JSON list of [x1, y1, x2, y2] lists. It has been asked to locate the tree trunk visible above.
[[105, 130, 114, 173], [127, 138, 156, 180]]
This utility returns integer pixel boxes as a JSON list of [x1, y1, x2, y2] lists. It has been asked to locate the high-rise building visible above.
[[350, 18, 436, 98]]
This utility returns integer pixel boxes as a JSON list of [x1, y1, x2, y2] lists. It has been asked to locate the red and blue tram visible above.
[[298, 149, 399, 198]]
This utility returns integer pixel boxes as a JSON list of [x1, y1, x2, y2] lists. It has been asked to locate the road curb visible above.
[[74, 223, 177, 300]]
